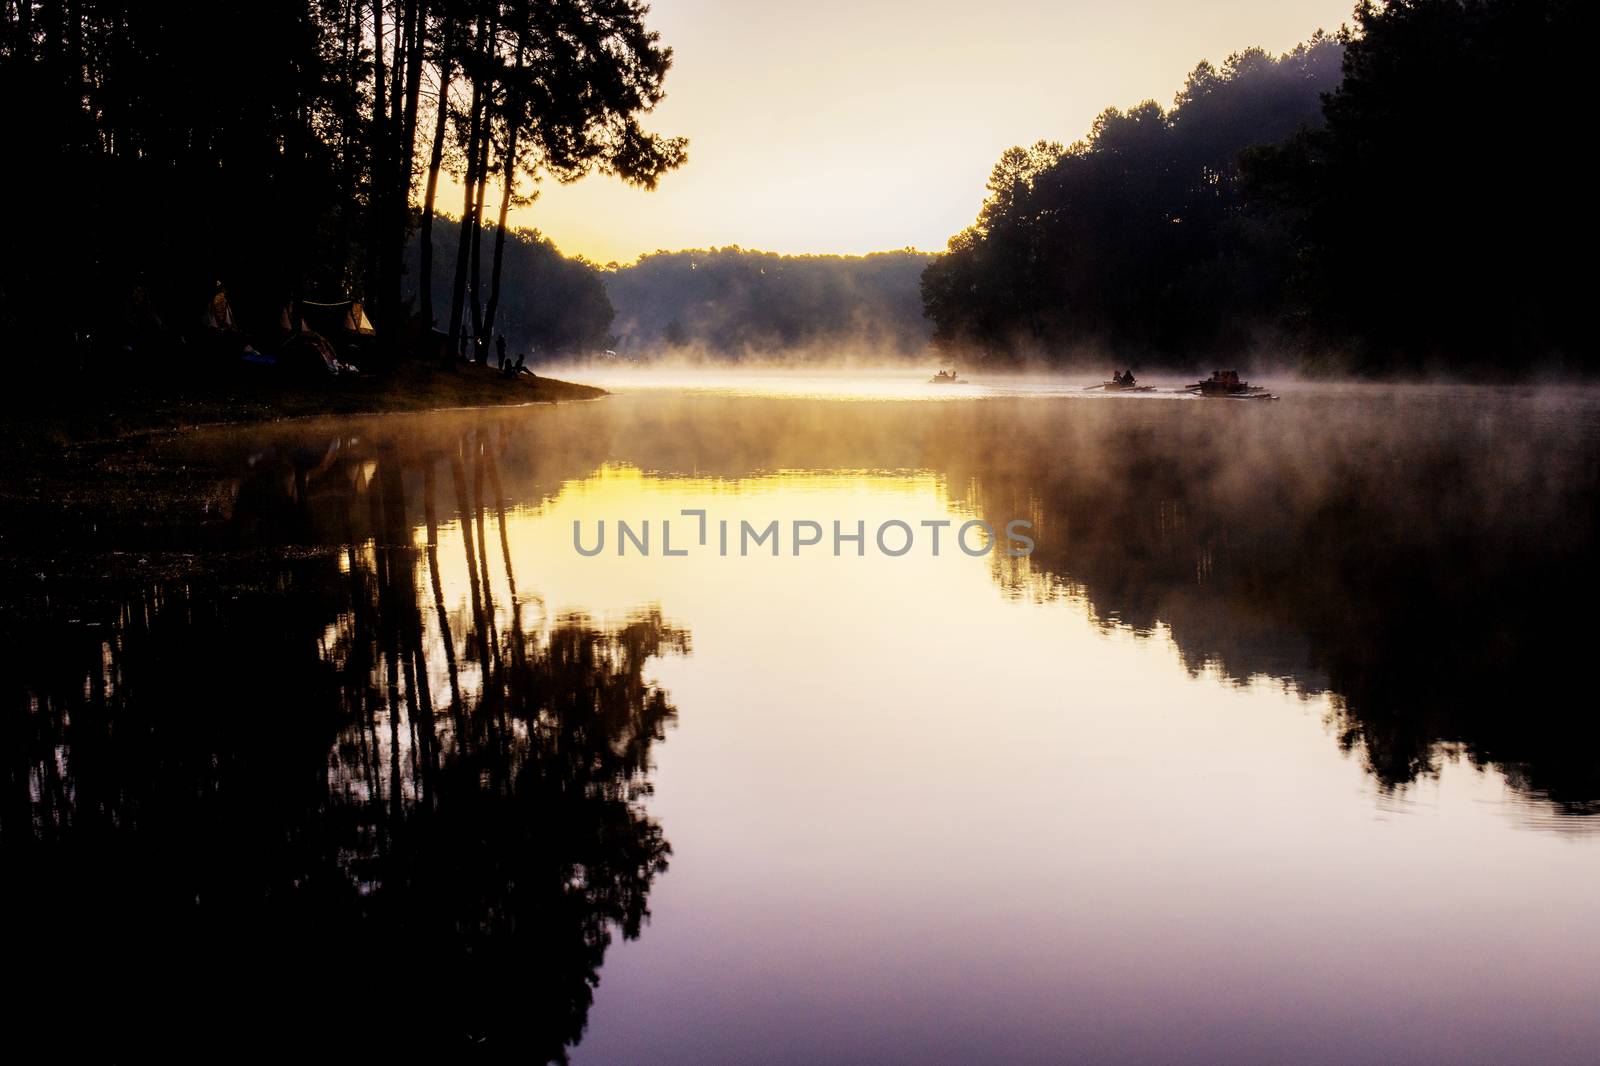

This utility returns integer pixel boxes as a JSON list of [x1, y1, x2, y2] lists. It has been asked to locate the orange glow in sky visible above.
[[472, 0, 1353, 264]]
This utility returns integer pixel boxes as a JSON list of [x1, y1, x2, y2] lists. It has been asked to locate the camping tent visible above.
[[298, 298, 374, 340], [344, 302, 376, 335]]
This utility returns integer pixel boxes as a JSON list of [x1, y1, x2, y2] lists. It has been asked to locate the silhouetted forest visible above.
[[925, 0, 1588, 374], [0, 0, 684, 372], [602, 248, 933, 359], [408, 215, 615, 357]]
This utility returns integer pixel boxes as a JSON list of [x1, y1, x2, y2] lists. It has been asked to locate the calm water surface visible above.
[[6, 378, 1598, 1061]]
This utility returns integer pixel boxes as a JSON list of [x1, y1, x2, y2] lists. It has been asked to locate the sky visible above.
[[490, 0, 1355, 264]]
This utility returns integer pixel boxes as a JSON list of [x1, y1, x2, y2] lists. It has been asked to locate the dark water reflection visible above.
[[5, 432, 686, 1058], [4, 382, 1598, 1059], [960, 389, 1600, 812]]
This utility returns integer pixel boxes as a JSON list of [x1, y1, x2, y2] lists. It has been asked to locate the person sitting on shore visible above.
[[501, 350, 536, 380], [199, 279, 258, 360]]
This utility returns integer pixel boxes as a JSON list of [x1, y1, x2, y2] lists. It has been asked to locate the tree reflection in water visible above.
[[953, 393, 1600, 814], [5, 387, 1597, 1059], [3, 431, 687, 1061], [361, 391, 1597, 818]]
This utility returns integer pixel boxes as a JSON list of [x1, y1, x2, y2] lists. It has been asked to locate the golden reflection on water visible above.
[[546, 365, 1207, 402], [417, 461, 1405, 829], [550, 366, 995, 401], [410, 456, 1597, 1064]]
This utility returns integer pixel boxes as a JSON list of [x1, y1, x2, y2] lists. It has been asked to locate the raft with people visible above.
[[1185, 369, 1277, 400], [1085, 370, 1155, 392]]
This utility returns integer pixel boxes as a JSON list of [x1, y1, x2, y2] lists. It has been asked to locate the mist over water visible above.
[[537, 362, 1213, 398], [5, 374, 1598, 1060]]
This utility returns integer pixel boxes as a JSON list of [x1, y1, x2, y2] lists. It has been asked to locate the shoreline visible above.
[[0, 362, 607, 567], [8, 361, 607, 448]]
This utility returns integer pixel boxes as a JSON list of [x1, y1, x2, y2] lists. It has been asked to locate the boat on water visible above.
[[1185, 369, 1277, 400], [929, 368, 965, 384], [1086, 370, 1154, 392]]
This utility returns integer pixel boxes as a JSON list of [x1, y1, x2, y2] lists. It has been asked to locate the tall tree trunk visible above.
[[396, 0, 428, 336], [342, 0, 358, 159], [483, 43, 524, 347], [380, 0, 408, 348], [389, 0, 406, 138], [400, 0, 425, 150], [451, 92, 480, 356], [446, 14, 486, 358], [377, 0, 424, 358], [368, 0, 387, 345], [418, 21, 451, 335], [468, 129, 489, 362], [482, 122, 518, 344], [446, 87, 480, 357]]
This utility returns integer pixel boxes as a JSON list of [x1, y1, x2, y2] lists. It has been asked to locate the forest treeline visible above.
[[925, 0, 1589, 374], [603, 248, 932, 359], [7, 0, 1587, 377], [401, 234, 934, 362], [0, 0, 684, 371]]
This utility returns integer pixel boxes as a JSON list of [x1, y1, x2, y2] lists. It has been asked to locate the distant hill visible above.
[[404, 234, 933, 363], [603, 248, 933, 360]]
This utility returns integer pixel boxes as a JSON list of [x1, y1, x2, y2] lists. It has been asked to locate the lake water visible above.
[[6, 376, 1599, 1061]]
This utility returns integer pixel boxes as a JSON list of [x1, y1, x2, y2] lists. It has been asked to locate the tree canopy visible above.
[[923, 0, 1590, 375], [1247, 0, 1587, 372], [922, 35, 1343, 365], [0, 0, 685, 370]]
